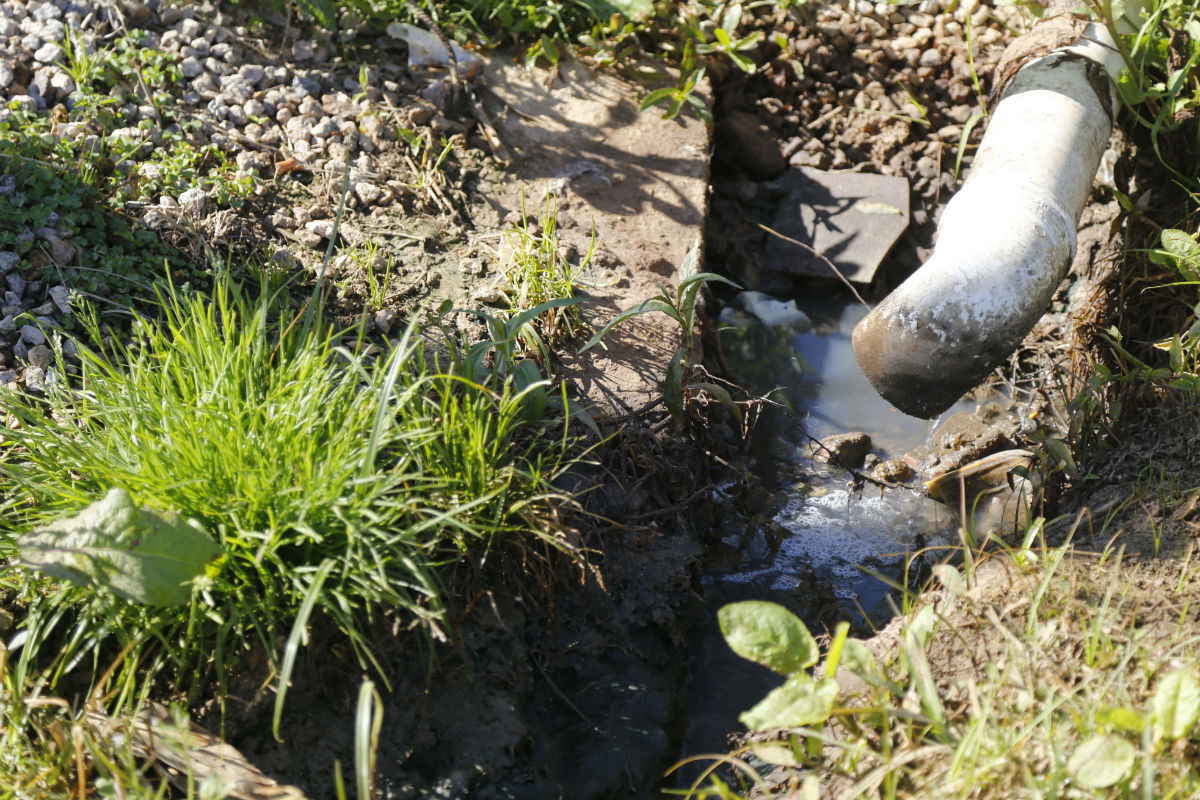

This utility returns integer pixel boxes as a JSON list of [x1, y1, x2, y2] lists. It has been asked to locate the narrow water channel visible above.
[[681, 290, 971, 762]]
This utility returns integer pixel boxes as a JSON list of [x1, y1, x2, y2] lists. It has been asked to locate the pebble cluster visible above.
[[710, 0, 1021, 288], [0, 0, 466, 387]]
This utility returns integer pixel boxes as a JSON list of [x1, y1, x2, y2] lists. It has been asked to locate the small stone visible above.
[[23, 366, 45, 391], [0, 252, 17, 272], [874, 458, 915, 483], [299, 98, 323, 118], [6, 273, 26, 297], [37, 18, 65, 42], [34, 43, 62, 64], [311, 116, 338, 137], [235, 150, 269, 171], [26, 344, 53, 369], [0, 63, 14, 91], [13, 340, 27, 363], [292, 40, 315, 62], [354, 181, 384, 205], [296, 229, 324, 249], [408, 104, 435, 126], [33, 3, 63, 21], [178, 17, 203, 40], [45, 235, 74, 265], [219, 74, 252, 103], [49, 71, 74, 95], [20, 326, 46, 347], [0, 316, 14, 333], [374, 308, 396, 335], [291, 75, 321, 99], [272, 248, 296, 268], [0, 370, 16, 387], [267, 212, 295, 229], [180, 56, 204, 78], [191, 72, 218, 94], [305, 219, 336, 239], [178, 187, 208, 215], [49, 285, 72, 315], [9, 95, 38, 113], [812, 432, 873, 469], [205, 57, 230, 76], [240, 64, 265, 86]]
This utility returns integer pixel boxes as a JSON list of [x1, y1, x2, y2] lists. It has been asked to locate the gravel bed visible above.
[[0, 0, 473, 390]]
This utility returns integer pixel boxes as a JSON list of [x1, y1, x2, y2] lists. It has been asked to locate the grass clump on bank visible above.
[[0, 278, 578, 761], [685, 531, 1200, 799]]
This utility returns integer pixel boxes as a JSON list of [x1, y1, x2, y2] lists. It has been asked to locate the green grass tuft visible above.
[[0, 278, 577, 711]]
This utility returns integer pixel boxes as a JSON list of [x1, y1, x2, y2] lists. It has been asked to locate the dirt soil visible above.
[[8, 0, 1198, 796]]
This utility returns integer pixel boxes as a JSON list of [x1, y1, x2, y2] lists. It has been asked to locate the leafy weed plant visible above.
[[582, 241, 739, 424], [499, 189, 593, 344], [683, 527, 1200, 799], [0, 278, 577, 720]]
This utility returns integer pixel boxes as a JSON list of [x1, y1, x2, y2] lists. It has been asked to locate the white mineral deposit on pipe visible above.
[[851, 21, 1125, 418]]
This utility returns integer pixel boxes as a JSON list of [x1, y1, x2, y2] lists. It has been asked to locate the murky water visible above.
[[681, 291, 969, 761]]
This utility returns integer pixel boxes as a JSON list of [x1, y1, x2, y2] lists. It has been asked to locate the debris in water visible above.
[[762, 167, 910, 284]]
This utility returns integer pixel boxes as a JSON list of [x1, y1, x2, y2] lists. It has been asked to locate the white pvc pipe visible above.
[[852, 22, 1126, 418]]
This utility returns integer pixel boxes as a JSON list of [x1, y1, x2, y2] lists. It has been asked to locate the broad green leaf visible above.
[[578, 0, 654, 21], [1044, 437, 1077, 477], [718, 600, 818, 674], [1170, 335, 1185, 373], [748, 741, 801, 766], [902, 635, 946, 735], [296, 0, 335, 28], [905, 604, 936, 649], [664, 346, 686, 423], [506, 297, 581, 337], [514, 360, 548, 421], [840, 639, 878, 679], [728, 50, 756, 74], [18, 488, 219, 606], [740, 674, 838, 730], [678, 238, 700, 283], [1096, 706, 1147, 735], [720, 2, 742, 35], [1067, 734, 1135, 788], [639, 87, 676, 112], [931, 564, 966, 596], [678, 270, 741, 331], [821, 623, 849, 678], [1162, 229, 1200, 281], [579, 298, 678, 353], [1153, 670, 1200, 740]]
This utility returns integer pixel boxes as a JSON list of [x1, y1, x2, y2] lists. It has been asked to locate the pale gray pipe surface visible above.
[[852, 23, 1121, 418]]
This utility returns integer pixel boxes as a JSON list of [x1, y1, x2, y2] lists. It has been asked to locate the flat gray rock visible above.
[[763, 167, 910, 285]]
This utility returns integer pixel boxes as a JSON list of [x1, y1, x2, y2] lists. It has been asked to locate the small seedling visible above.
[[582, 240, 739, 422], [499, 188, 592, 343]]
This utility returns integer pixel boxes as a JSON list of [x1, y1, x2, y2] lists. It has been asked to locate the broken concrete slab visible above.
[[481, 58, 710, 414], [762, 167, 910, 285]]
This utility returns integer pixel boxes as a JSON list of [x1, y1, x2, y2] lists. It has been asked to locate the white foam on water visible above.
[[711, 487, 954, 596]]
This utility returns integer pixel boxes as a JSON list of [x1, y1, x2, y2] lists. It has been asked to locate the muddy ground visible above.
[[5, 0, 1200, 797]]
